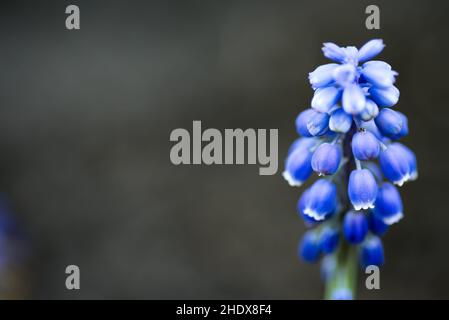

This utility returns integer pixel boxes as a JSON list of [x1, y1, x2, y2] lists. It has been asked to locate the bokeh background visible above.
[[0, 0, 447, 299]]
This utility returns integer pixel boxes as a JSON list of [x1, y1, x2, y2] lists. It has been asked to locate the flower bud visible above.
[[303, 179, 337, 221], [287, 137, 317, 156], [344, 46, 359, 64], [332, 64, 356, 87], [348, 169, 378, 210], [298, 231, 321, 263], [311, 86, 341, 113], [389, 111, 409, 140], [342, 84, 366, 115], [309, 63, 338, 88], [363, 60, 392, 70], [362, 65, 397, 88], [368, 212, 389, 236], [395, 143, 418, 180], [297, 189, 320, 226], [320, 227, 339, 254], [343, 210, 368, 244], [369, 85, 400, 107], [329, 108, 353, 133], [307, 110, 330, 136], [379, 143, 411, 186], [351, 130, 380, 160], [359, 99, 379, 121], [360, 236, 384, 267], [322, 42, 346, 62], [283, 146, 313, 187], [295, 109, 315, 137], [357, 39, 385, 62], [375, 108, 403, 138], [373, 182, 403, 225], [311, 143, 342, 176]]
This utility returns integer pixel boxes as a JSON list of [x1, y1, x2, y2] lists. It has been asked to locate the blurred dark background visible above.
[[0, 0, 447, 299]]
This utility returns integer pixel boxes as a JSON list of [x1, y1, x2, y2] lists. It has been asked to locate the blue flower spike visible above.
[[284, 39, 417, 299]]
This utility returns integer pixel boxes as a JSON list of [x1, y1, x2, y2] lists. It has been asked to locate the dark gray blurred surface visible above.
[[0, 0, 448, 299]]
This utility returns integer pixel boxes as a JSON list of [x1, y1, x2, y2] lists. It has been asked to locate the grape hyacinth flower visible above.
[[283, 39, 417, 300]]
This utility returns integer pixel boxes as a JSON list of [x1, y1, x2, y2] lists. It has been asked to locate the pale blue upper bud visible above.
[[357, 39, 385, 63], [322, 42, 346, 62], [373, 182, 403, 225], [307, 110, 330, 136], [342, 84, 366, 115], [362, 65, 397, 88], [283, 146, 313, 187], [303, 179, 337, 221], [379, 143, 411, 186], [359, 99, 379, 121], [329, 108, 353, 133], [344, 46, 359, 65], [309, 63, 338, 89], [348, 169, 378, 211], [369, 85, 400, 107], [363, 60, 392, 70], [311, 87, 341, 113], [332, 64, 356, 87], [351, 130, 380, 160], [311, 143, 342, 176], [375, 108, 404, 138]]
